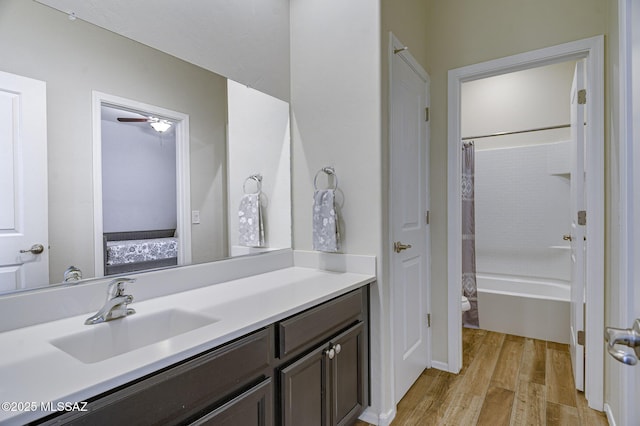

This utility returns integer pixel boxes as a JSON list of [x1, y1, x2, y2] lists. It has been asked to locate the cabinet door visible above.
[[329, 322, 366, 426], [190, 379, 272, 426], [280, 345, 328, 426]]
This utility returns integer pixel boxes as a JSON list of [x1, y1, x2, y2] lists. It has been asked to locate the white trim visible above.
[[604, 403, 618, 426], [447, 68, 463, 374], [388, 31, 432, 406], [359, 406, 396, 426], [447, 36, 605, 409], [91, 92, 191, 277], [430, 360, 450, 372]]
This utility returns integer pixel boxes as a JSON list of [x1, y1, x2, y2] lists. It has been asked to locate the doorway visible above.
[[447, 36, 604, 410], [460, 59, 587, 384], [92, 92, 191, 278]]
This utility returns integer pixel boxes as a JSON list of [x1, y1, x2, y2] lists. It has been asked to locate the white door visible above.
[[631, 0, 640, 416], [0, 71, 48, 292], [609, 1, 640, 422], [390, 36, 431, 403], [569, 60, 586, 391]]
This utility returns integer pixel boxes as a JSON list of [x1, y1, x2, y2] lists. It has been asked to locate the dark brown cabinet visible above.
[[280, 322, 366, 426], [278, 287, 369, 426], [190, 378, 272, 426], [280, 343, 327, 426], [328, 323, 367, 426], [34, 285, 369, 426], [35, 328, 273, 426]]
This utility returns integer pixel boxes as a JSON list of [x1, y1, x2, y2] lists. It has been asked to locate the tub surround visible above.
[[0, 249, 375, 425]]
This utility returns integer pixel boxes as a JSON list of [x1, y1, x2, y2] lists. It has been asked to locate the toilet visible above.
[[461, 295, 471, 312]]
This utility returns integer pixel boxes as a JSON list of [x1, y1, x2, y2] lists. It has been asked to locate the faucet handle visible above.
[[107, 277, 136, 298]]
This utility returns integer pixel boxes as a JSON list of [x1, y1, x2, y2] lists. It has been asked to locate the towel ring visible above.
[[243, 174, 262, 194], [313, 166, 338, 191]]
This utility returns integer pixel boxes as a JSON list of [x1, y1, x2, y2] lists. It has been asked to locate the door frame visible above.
[[91, 91, 191, 277], [388, 32, 432, 405], [446, 36, 604, 409], [613, 0, 639, 423]]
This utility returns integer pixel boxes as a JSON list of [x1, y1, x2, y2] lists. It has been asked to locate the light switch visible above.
[[191, 210, 200, 224]]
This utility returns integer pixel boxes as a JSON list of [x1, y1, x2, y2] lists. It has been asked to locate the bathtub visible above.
[[475, 274, 570, 344]]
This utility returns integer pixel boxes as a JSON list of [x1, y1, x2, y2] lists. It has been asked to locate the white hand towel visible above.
[[312, 189, 340, 252], [238, 193, 264, 247]]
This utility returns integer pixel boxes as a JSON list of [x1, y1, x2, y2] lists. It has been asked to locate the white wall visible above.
[[475, 143, 571, 284], [227, 80, 291, 252], [462, 61, 576, 144], [101, 118, 177, 233], [290, 0, 383, 419]]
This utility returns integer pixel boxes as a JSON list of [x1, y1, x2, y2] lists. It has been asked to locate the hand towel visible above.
[[238, 193, 264, 247], [312, 189, 340, 252]]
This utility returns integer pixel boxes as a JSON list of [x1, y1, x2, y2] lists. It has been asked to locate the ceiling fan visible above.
[[117, 116, 173, 133]]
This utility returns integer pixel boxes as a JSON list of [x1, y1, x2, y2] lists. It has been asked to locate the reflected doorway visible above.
[[92, 92, 191, 278]]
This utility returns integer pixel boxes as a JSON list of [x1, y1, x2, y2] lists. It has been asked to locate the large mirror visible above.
[[0, 0, 291, 294]]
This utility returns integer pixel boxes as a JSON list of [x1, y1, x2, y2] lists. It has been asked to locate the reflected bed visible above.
[[103, 230, 178, 276]]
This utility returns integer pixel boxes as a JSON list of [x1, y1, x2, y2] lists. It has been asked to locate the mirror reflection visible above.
[[0, 0, 291, 294], [100, 103, 181, 277]]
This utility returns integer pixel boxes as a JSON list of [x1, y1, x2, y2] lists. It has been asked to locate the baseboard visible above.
[[604, 403, 617, 426], [359, 406, 396, 426], [431, 360, 450, 372]]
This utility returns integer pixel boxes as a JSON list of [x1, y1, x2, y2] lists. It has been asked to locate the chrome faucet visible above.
[[85, 277, 136, 325]]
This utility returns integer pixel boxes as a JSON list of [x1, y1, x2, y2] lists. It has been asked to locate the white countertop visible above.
[[0, 265, 375, 425]]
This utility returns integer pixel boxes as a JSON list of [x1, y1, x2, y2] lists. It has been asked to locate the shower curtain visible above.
[[462, 142, 479, 327]]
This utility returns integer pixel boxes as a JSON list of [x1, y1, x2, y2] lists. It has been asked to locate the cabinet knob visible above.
[[334, 344, 341, 355], [325, 348, 336, 360]]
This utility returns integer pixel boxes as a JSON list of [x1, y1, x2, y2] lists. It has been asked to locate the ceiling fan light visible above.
[[149, 119, 172, 133]]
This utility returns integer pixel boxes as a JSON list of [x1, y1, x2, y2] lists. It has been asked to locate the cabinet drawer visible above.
[[190, 378, 272, 426], [277, 288, 363, 358], [37, 327, 272, 426]]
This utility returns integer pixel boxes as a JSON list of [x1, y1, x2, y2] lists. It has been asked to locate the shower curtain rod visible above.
[[461, 123, 570, 141]]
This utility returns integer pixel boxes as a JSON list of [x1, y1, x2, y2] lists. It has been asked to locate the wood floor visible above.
[[357, 328, 608, 425]]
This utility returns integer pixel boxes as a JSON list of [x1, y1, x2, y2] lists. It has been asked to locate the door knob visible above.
[[19, 244, 45, 255], [563, 234, 573, 241], [394, 241, 412, 253], [605, 319, 640, 366]]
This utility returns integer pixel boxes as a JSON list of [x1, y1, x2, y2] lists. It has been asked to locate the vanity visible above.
[[0, 250, 374, 425], [0, 3, 377, 424]]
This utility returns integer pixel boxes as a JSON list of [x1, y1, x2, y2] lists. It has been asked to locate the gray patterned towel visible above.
[[238, 193, 264, 247], [312, 189, 340, 252]]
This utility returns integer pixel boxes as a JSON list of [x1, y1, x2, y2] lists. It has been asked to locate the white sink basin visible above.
[[50, 309, 219, 364]]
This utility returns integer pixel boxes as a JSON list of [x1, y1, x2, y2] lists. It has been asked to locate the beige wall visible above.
[[0, 0, 227, 284], [423, 0, 609, 365]]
